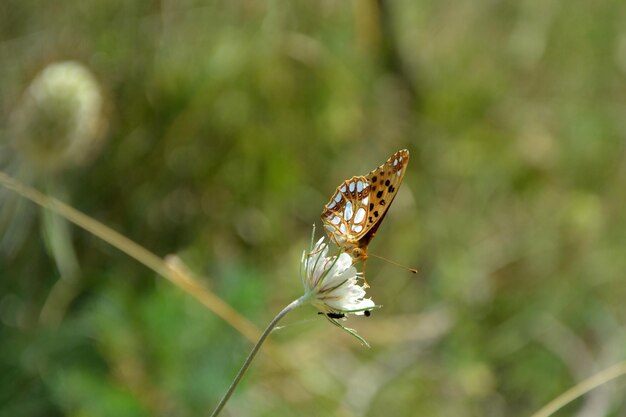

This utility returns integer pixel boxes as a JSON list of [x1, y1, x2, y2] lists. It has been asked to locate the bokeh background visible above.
[[2, 1, 626, 416]]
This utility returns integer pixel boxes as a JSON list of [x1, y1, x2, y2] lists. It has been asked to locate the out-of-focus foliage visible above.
[[2, 0, 626, 416]]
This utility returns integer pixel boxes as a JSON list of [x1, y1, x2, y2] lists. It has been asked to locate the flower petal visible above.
[[302, 235, 375, 319]]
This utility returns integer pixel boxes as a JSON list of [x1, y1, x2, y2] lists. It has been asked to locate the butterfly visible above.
[[321, 149, 409, 264]]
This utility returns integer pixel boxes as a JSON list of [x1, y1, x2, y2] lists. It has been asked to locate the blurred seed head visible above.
[[10, 61, 105, 172]]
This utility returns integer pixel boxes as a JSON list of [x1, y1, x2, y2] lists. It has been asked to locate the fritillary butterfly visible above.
[[321, 149, 409, 263]]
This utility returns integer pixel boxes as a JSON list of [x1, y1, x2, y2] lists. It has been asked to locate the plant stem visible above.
[[210, 297, 304, 417]]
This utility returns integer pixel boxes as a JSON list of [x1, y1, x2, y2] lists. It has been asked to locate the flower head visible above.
[[10, 61, 105, 172], [301, 235, 375, 317]]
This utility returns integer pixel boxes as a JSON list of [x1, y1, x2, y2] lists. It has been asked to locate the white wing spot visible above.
[[393, 158, 398, 167], [339, 223, 347, 234], [324, 224, 336, 233], [344, 201, 353, 221], [335, 193, 342, 203], [340, 185, 347, 193], [349, 182, 355, 192], [357, 181, 363, 192], [328, 200, 336, 209], [352, 224, 363, 233], [354, 207, 366, 223], [362, 196, 369, 206], [397, 169, 402, 177], [331, 216, 341, 225]]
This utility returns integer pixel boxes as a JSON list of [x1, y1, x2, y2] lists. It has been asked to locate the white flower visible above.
[[301, 236, 375, 317]]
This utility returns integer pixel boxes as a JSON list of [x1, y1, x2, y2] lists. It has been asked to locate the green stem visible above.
[[210, 297, 304, 417]]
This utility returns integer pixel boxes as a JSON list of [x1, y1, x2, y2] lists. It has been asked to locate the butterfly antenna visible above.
[[368, 252, 418, 274]]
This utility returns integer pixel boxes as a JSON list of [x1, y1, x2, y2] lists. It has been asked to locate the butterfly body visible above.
[[321, 149, 409, 263]]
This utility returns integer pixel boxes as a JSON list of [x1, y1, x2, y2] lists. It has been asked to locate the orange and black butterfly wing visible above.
[[358, 149, 409, 249], [321, 175, 372, 248], [322, 149, 409, 252]]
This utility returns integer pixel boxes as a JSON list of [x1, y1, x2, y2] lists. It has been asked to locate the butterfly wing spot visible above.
[[331, 215, 341, 225], [349, 182, 355, 193], [397, 169, 402, 176], [376, 190, 383, 198], [393, 158, 398, 166], [334, 193, 342, 203], [339, 223, 347, 234], [373, 210, 379, 217], [354, 207, 366, 223], [352, 224, 363, 233], [340, 185, 347, 193], [362, 196, 369, 206], [356, 181, 363, 192], [344, 201, 353, 221]]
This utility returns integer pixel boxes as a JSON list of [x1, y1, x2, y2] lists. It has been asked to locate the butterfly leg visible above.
[[361, 258, 370, 288]]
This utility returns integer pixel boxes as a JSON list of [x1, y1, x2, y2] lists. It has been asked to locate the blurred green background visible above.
[[2, 0, 626, 416]]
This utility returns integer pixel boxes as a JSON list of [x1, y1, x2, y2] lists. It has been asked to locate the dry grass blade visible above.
[[0, 171, 261, 343], [530, 361, 626, 417]]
